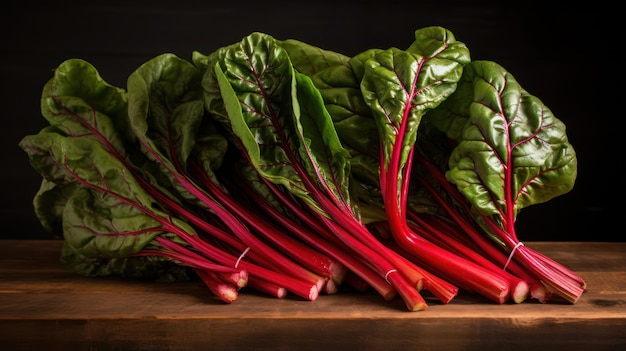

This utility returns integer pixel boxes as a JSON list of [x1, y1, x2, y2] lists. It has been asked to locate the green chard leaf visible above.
[[40, 58, 132, 152], [359, 26, 470, 216], [31, 179, 75, 235], [205, 32, 354, 216], [362, 26, 470, 176], [21, 58, 132, 236], [127, 53, 206, 169], [22, 59, 148, 236], [26, 131, 186, 246], [279, 39, 383, 214], [126, 53, 228, 207], [278, 38, 351, 76], [429, 60, 577, 224], [19, 59, 196, 278], [279, 39, 378, 163], [59, 188, 188, 280], [22, 128, 196, 272]]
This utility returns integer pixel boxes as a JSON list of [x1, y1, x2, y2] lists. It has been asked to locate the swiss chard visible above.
[[20, 26, 584, 311], [413, 60, 584, 302], [199, 32, 458, 311], [20, 56, 322, 302], [284, 27, 519, 303], [359, 27, 514, 303]]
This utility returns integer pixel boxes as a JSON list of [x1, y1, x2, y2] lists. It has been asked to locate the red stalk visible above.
[[135, 134, 331, 295], [406, 216, 529, 303], [190, 161, 347, 286], [55, 99, 321, 301], [132, 170, 327, 294], [246, 277, 288, 299], [233, 175, 398, 300], [378, 91, 511, 304], [195, 268, 239, 303], [295, 152, 466, 307], [288, 156, 460, 307], [409, 210, 550, 302], [177, 230, 319, 301], [215, 270, 249, 290], [315, 213, 428, 311], [64, 154, 319, 301], [227, 139, 415, 304], [414, 151, 585, 303], [343, 271, 371, 293], [128, 89, 330, 292]]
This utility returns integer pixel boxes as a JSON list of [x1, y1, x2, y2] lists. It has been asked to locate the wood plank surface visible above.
[[0, 240, 624, 351]]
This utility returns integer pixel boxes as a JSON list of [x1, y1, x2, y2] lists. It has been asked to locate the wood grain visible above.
[[0, 240, 624, 350]]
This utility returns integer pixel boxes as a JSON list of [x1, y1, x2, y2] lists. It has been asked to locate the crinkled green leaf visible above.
[[126, 53, 228, 207], [32, 179, 79, 235], [281, 40, 382, 213], [283, 41, 378, 164], [40, 58, 132, 149], [21, 129, 196, 267], [437, 60, 577, 219], [21, 57, 204, 279], [20, 125, 79, 186], [192, 128, 229, 180], [350, 48, 383, 81], [361, 27, 470, 174], [207, 32, 353, 215], [211, 36, 300, 193], [127, 54, 206, 168], [61, 186, 163, 259], [407, 26, 471, 63], [293, 72, 353, 208], [278, 38, 350, 76]]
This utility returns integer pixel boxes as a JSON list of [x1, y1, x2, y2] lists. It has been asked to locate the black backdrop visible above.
[[1, 1, 620, 241]]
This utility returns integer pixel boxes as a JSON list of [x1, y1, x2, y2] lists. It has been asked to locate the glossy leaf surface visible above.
[[429, 60, 577, 228]]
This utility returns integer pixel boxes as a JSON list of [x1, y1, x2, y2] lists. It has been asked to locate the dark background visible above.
[[1, 1, 620, 241]]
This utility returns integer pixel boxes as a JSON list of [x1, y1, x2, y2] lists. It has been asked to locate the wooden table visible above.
[[1, 240, 624, 351]]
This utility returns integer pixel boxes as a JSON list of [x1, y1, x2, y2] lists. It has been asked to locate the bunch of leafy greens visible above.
[[20, 26, 584, 311]]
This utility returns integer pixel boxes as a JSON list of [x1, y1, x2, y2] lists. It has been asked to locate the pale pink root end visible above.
[[511, 280, 530, 304], [217, 285, 238, 304]]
